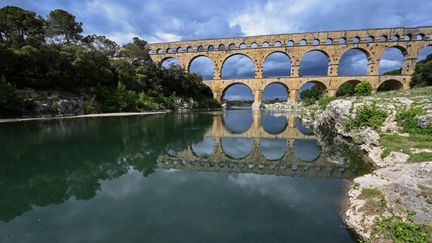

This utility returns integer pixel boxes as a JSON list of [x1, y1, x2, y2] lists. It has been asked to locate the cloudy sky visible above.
[[2, 0, 432, 100]]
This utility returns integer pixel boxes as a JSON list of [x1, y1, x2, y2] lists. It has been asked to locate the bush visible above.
[[354, 80, 373, 96], [300, 85, 323, 105], [336, 81, 356, 97], [396, 107, 432, 134], [0, 76, 23, 117], [318, 96, 336, 109], [373, 214, 432, 242], [345, 103, 387, 129]]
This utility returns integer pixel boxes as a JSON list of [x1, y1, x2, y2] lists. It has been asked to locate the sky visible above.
[[2, 0, 432, 100]]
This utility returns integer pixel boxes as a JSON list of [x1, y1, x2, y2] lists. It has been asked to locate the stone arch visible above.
[[161, 57, 180, 68], [379, 46, 407, 75], [187, 46, 193, 52], [298, 80, 328, 100], [263, 51, 292, 77], [208, 45, 215, 51], [218, 44, 225, 51], [287, 40, 294, 46], [221, 137, 253, 159], [197, 45, 204, 52], [229, 43, 236, 50], [221, 82, 254, 102], [404, 34, 412, 41], [221, 53, 256, 79], [156, 48, 163, 54], [294, 139, 322, 162], [416, 44, 432, 62], [239, 43, 247, 49], [352, 37, 360, 43], [338, 48, 371, 75], [300, 49, 330, 76], [377, 79, 404, 92], [167, 48, 173, 54], [339, 37, 346, 44], [336, 80, 361, 97], [188, 55, 214, 80], [262, 41, 270, 48], [263, 82, 290, 101], [274, 41, 282, 47], [416, 33, 425, 40], [367, 36, 375, 42], [251, 42, 258, 48], [312, 39, 320, 45], [260, 138, 287, 161], [176, 47, 183, 53], [325, 38, 333, 44], [191, 137, 215, 158], [300, 39, 307, 46], [262, 113, 288, 135], [221, 109, 253, 133]]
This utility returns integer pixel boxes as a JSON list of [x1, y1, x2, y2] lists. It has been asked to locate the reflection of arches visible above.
[[379, 47, 406, 75], [222, 108, 253, 133], [161, 57, 180, 68], [294, 139, 322, 162], [221, 83, 254, 102], [263, 51, 291, 77], [296, 118, 313, 135], [221, 54, 256, 79], [188, 55, 214, 80], [377, 80, 404, 92], [260, 138, 287, 161], [263, 82, 289, 101], [300, 50, 330, 76], [336, 80, 360, 97], [221, 137, 253, 159], [191, 137, 215, 158], [338, 48, 370, 75], [262, 114, 288, 134]]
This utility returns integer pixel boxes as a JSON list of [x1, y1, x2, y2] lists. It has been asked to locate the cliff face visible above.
[[308, 89, 432, 241]]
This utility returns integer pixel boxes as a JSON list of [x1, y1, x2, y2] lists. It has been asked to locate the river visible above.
[[0, 110, 370, 242]]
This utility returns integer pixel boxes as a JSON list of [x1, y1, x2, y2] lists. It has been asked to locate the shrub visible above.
[[373, 215, 432, 242], [300, 85, 323, 105], [336, 81, 356, 97], [345, 103, 387, 129], [355, 80, 373, 96], [318, 96, 336, 109], [396, 107, 432, 135], [0, 76, 23, 117]]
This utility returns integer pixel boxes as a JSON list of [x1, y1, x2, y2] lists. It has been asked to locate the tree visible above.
[[46, 9, 82, 44], [120, 37, 151, 64], [354, 80, 372, 96], [412, 54, 432, 87], [0, 76, 23, 117], [337, 81, 356, 97], [0, 6, 45, 47], [82, 34, 118, 57]]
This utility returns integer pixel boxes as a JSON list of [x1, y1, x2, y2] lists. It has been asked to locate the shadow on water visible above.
[[0, 110, 371, 243]]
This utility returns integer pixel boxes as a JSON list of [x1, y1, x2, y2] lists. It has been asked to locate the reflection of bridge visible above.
[[156, 111, 356, 178], [148, 26, 432, 106]]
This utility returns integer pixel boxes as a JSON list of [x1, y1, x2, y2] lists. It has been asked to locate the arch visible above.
[[229, 43, 236, 50], [391, 35, 400, 41], [367, 36, 375, 42], [404, 34, 412, 41], [167, 48, 173, 54], [296, 118, 313, 135], [287, 40, 294, 46], [339, 37, 346, 44], [262, 41, 269, 48], [300, 50, 330, 76], [221, 83, 254, 104], [197, 45, 204, 52], [221, 53, 255, 79], [380, 35, 388, 42], [312, 39, 320, 45], [262, 113, 288, 134], [379, 46, 406, 75], [262, 82, 289, 102], [222, 108, 253, 133], [189, 55, 214, 80], [176, 47, 183, 53], [161, 57, 180, 68], [338, 48, 370, 76], [416, 34, 425, 40], [191, 137, 215, 158], [251, 42, 258, 48], [263, 51, 292, 77], [157, 48, 163, 54], [377, 79, 404, 92], [260, 138, 287, 161], [208, 45, 215, 51], [299, 39, 307, 46], [352, 37, 360, 44], [221, 137, 253, 159], [299, 81, 327, 103], [274, 41, 282, 47], [239, 43, 247, 49], [294, 139, 322, 162], [325, 38, 333, 44], [218, 44, 225, 51], [416, 45, 432, 62], [336, 80, 360, 97], [148, 49, 153, 54], [187, 46, 193, 53]]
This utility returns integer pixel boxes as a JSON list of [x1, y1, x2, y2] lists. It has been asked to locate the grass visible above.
[[418, 184, 432, 205], [380, 133, 432, 162], [359, 188, 387, 214]]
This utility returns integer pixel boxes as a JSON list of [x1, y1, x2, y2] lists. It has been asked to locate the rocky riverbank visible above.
[[302, 87, 432, 241]]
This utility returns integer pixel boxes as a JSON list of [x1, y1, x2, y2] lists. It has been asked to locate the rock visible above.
[[382, 151, 409, 166], [358, 128, 380, 146], [417, 114, 432, 128]]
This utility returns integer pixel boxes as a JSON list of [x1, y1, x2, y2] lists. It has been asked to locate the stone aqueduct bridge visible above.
[[148, 26, 432, 106]]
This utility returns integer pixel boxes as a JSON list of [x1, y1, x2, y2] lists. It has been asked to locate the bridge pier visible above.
[[252, 89, 263, 109], [289, 89, 298, 102]]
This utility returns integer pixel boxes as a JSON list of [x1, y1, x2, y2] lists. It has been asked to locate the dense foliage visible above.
[[299, 85, 324, 105], [345, 103, 387, 129], [373, 213, 432, 242], [396, 107, 432, 135], [0, 6, 217, 117], [336, 81, 357, 97], [354, 80, 373, 96], [412, 54, 432, 87]]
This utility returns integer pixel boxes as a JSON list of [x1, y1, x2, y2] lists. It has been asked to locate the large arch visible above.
[[300, 50, 330, 76], [298, 81, 327, 102], [338, 48, 370, 75], [262, 51, 291, 77], [221, 54, 256, 79], [222, 109, 253, 134], [191, 137, 215, 158], [262, 82, 289, 102], [417, 44, 432, 62], [221, 83, 254, 102], [379, 46, 407, 75], [260, 138, 287, 161], [161, 57, 180, 68], [336, 80, 361, 97], [221, 137, 253, 159], [188, 55, 214, 80], [261, 113, 288, 134], [377, 79, 404, 92]]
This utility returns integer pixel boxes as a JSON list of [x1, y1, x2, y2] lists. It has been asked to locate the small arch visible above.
[[274, 41, 282, 47], [176, 47, 183, 53], [157, 48, 163, 54], [208, 45, 215, 51], [380, 35, 388, 42], [250, 42, 258, 48], [391, 35, 400, 41], [299, 39, 307, 46], [312, 39, 320, 45], [352, 37, 360, 44], [325, 38, 333, 44], [221, 54, 255, 79], [167, 48, 173, 54], [336, 80, 360, 97], [218, 44, 225, 51], [229, 43, 236, 50], [339, 37, 346, 44], [300, 50, 330, 76], [286, 40, 294, 46], [263, 52, 291, 77], [197, 45, 204, 52], [239, 43, 247, 49], [404, 34, 412, 41], [367, 36, 375, 43], [377, 80, 404, 92], [262, 41, 269, 48], [189, 55, 214, 80], [161, 57, 180, 68], [416, 34, 425, 40], [148, 49, 153, 54], [187, 46, 193, 53]]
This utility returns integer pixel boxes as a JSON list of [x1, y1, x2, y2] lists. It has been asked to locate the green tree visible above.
[[300, 85, 324, 105], [120, 37, 151, 64], [46, 9, 83, 44], [0, 76, 23, 117], [354, 80, 372, 96], [336, 81, 356, 97], [0, 6, 45, 47], [82, 34, 118, 57], [412, 54, 432, 87]]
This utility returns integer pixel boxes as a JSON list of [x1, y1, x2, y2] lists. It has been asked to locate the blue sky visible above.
[[2, 0, 432, 100]]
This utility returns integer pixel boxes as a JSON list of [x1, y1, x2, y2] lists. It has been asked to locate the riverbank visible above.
[[300, 87, 432, 241]]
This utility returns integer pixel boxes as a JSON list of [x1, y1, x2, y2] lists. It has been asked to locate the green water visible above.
[[0, 110, 368, 243]]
